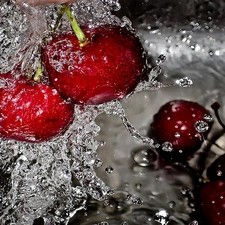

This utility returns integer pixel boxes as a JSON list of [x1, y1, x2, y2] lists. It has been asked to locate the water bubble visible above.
[[194, 120, 209, 133], [204, 114, 214, 122], [176, 77, 193, 88], [161, 142, 173, 152], [131, 148, 157, 167], [154, 210, 170, 225], [105, 166, 114, 174]]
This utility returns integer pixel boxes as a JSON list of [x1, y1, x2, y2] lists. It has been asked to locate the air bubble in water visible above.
[[175, 77, 193, 88], [154, 210, 170, 225], [194, 120, 209, 133], [161, 142, 173, 152]]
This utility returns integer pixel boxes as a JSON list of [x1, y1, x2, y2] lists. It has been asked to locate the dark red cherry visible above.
[[0, 73, 74, 143], [42, 25, 146, 105], [151, 100, 213, 156], [199, 180, 225, 225], [207, 154, 225, 181]]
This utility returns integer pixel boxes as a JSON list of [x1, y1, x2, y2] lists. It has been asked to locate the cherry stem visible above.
[[211, 102, 225, 131], [33, 61, 42, 82], [62, 4, 88, 47]]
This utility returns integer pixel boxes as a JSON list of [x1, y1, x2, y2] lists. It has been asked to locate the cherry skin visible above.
[[199, 180, 225, 225], [207, 154, 225, 181], [42, 25, 146, 105], [151, 100, 213, 156], [0, 73, 74, 143]]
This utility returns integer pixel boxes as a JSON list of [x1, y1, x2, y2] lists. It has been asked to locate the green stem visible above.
[[33, 61, 42, 82], [62, 4, 88, 47]]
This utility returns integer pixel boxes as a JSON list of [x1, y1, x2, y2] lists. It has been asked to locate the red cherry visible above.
[[151, 100, 213, 156], [199, 180, 225, 225], [42, 25, 146, 105], [207, 154, 225, 181], [0, 73, 74, 143]]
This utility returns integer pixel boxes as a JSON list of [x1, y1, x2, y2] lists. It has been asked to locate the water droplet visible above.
[[150, 65, 162, 80], [189, 43, 200, 51], [217, 170, 223, 176], [131, 196, 143, 206], [105, 166, 114, 174], [204, 114, 214, 122], [174, 132, 181, 138], [93, 158, 103, 167], [101, 0, 121, 11], [208, 50, 214, 57], [135, 183, 142, 190], [154, 210, 170, 225], [189, 221, 198, 225], [103, 200, 110, 206], [156, 54, 166, 65], [121, 222, 128, 225], [131, 148, 157, 167], [98, 222, 109, 225], [168, 201, 176, 208], [176, 77, 193, 87], [194, 120, 209, 133], [161, 142, 173, 152]]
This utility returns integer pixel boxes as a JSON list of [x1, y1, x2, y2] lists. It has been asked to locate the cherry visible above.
[[150, 100, 213, 156], [42, 25, 146, 105], [0, 73, 74, 143], [207, 154, 225, 181], [199, 180, 225, 225]]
